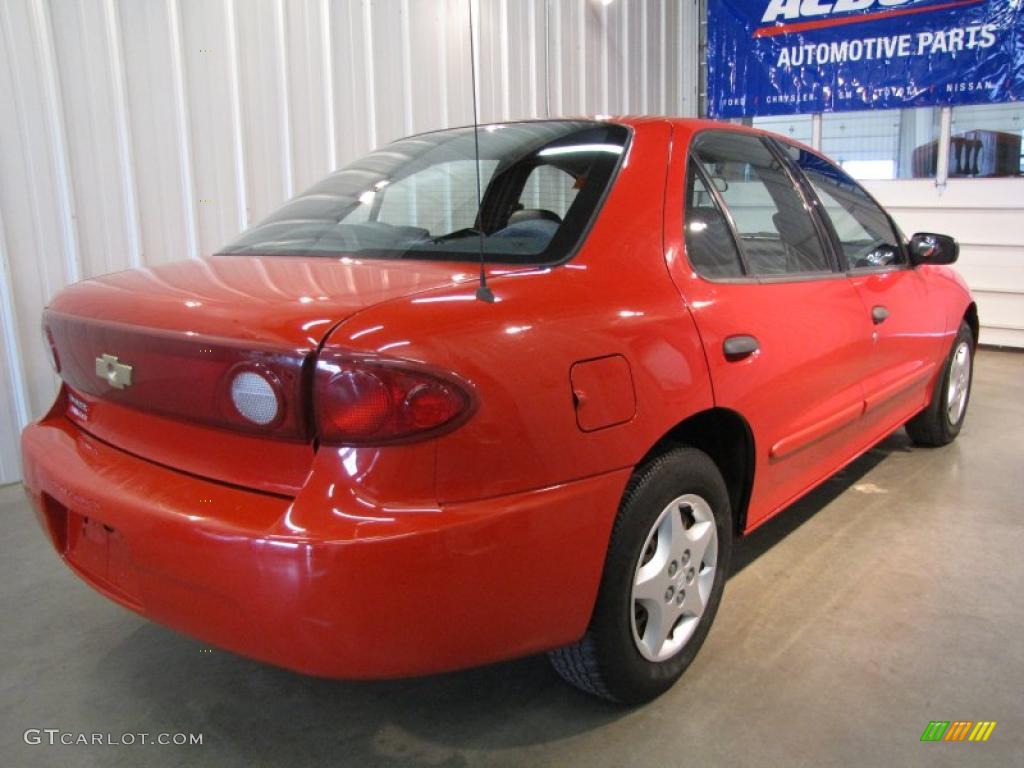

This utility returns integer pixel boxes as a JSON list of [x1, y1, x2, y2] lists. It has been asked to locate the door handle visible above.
[[723, 334, 760, 361], [871, 305, 890, 325]]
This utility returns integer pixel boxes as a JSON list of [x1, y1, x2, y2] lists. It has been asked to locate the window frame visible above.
[[769, 136, 911, 275], [684, 129, 844, 284]]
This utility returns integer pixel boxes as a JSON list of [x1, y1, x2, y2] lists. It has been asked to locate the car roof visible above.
[[606, 115, 818, 155], [401, 116, 819, 158]]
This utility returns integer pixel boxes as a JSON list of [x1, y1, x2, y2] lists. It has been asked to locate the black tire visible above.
[[548, 446, 733, 704], [905, 320, 974, 447]]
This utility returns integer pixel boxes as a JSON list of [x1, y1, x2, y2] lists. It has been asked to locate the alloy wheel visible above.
[[630, 494, 718, 662], [946, 341, 971, 425]]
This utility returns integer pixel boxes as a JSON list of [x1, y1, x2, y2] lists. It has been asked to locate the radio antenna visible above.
[[467, 0, 494, 303]]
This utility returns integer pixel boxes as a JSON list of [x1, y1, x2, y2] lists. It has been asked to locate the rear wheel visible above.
[[906, 320, 974, 447], [548, 447, 732, 704]]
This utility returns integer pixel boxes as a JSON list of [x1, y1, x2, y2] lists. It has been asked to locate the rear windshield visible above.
[[219, 121, 629, 265]]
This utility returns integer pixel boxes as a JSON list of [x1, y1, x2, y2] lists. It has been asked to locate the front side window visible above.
[[220, 121, 628, 265], [691, 132, 832, 277], [781, 143, 904, 270]]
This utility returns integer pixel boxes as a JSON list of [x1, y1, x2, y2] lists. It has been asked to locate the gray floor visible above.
[[2, 349, 1022, 768]]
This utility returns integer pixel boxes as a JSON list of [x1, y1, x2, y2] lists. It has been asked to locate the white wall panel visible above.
[[328, 0, 375, 162], [181, 0, 242, 255], [236, 0, 289, 222], [283, 0, 333, 192], [0, 208, 30, 482], [0, 0, 697, 483], [370, 0, 413, 144], [118, 0, 195, 265], [50, 0, 130, 279], [0, 0, 67, 430]]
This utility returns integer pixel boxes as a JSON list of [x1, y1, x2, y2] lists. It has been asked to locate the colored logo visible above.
[[755, 0, 984, 38], [920, 721, 997, 742]]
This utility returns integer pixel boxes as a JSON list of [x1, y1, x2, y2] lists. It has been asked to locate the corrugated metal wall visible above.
[[0, 0, 700, 483]]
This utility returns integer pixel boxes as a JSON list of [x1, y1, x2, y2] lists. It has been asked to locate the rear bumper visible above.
[[21, 415, 628, 678]]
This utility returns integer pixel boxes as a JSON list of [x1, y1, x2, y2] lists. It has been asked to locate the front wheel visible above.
[[906, 320, 974, 447], [548, 447, 732, 704]]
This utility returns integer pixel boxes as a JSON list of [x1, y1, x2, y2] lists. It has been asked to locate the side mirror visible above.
[[909, 232, 959, 266]]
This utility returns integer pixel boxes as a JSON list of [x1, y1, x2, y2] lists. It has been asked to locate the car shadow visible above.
[[730, 430, 912, 575], [95, 625, 623, 765], [90, 432, 912, 765]]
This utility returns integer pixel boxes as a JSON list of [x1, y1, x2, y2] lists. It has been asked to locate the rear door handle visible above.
[[872, 305, 890, 325], [723, 334, 760, 361]]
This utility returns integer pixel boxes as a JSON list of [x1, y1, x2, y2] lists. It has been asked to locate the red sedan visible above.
[[22, 118, 975, 704]]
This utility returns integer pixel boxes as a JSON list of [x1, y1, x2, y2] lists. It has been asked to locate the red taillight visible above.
[[314, 352, 474, 444], [321, 369, 391, 437]]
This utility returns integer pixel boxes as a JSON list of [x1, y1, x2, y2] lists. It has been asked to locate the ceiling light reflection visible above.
[[538, 143, 623, 157]]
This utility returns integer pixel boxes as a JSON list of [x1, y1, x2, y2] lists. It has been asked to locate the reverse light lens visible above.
[[405, 384, 462, 429], [230, 369, 281, 426], [315, 353, 474, 444]]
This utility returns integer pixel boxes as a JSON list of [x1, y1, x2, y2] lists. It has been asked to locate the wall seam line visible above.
[[321, 0, 338, 170], [30, 0, 82, 284], [167, 0, 201, 259], [362, 0, 377, 148], [0, 207, 32, 436], [225, 0, 249, 231], [103, 0, 144, 269], [275, 0, 294, 197]]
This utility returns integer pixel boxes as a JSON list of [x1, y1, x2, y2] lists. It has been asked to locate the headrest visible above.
[[508, 208, 562, 226]]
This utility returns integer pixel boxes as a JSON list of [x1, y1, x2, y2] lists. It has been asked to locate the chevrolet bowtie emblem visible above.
[[95, 354, 133, 390]]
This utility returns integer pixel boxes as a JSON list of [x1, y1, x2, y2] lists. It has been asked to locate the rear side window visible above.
[[691, 132, 832, 277], [684, 164, 744, 279], [781, 143, 905, 270]]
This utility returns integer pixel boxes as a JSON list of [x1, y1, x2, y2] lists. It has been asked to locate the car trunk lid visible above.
[[44, 255, 474, 494]]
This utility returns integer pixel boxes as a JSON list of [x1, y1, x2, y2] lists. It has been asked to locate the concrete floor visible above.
[[2, 349, 1022, 768]]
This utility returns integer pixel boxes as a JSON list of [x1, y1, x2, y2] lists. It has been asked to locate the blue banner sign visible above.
[[707, 0, 1024, 117]]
